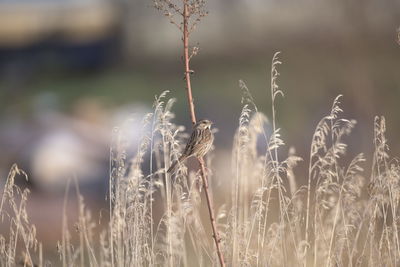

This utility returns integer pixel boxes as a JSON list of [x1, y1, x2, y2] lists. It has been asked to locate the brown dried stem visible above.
[[182, 1, 225, 266], [183, 1, 197, 124]]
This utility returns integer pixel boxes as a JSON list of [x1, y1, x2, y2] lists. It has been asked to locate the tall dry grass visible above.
[[1, 53, 399, 267], [0, 164, 43, 267]]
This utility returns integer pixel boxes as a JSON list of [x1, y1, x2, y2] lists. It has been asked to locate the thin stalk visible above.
[[62, 180, 71, 267], [182, 1, 225, 266], [149, 112, 157, 264], [199, 158, 225, 267], [327, 190, 342, 266], [327, 108, 341, 267], [183, 0, 196, 124], [270, 52, 287, 266], [162, 133, 173, 267], [109, 137, 115, 267]]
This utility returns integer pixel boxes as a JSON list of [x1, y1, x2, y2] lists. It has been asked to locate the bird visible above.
[[167, 119, 214, 173]]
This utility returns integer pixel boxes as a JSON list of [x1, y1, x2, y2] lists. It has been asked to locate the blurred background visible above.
[[0, 0, 399, 257]]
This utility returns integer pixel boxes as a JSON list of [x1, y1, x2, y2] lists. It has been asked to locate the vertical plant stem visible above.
[[199, 158, 226, 267], [62, 180, 71, 267], [109, 140, 115, 267], [39, 243, 43, 267], [305, 166, 312, 267], [182, 1, 225, 266], [183, 1, 196, 125], [149, 114, 156, 265], [270, 52, 288, 265], [163, 133, 173, 267]]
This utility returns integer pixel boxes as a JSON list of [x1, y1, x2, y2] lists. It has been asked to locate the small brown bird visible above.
[[167, 119, 214, 173]]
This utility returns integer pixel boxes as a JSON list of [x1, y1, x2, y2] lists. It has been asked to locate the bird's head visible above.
[[195, 119, 213, 130]]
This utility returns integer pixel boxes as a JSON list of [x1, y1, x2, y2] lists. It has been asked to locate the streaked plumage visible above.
[[167, 119, 214, 173]]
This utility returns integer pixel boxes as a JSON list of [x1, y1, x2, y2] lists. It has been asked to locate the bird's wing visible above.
[[183, 128, 202, 156]]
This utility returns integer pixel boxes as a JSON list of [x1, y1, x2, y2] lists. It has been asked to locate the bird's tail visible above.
[[167, 155, 188, 173]]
